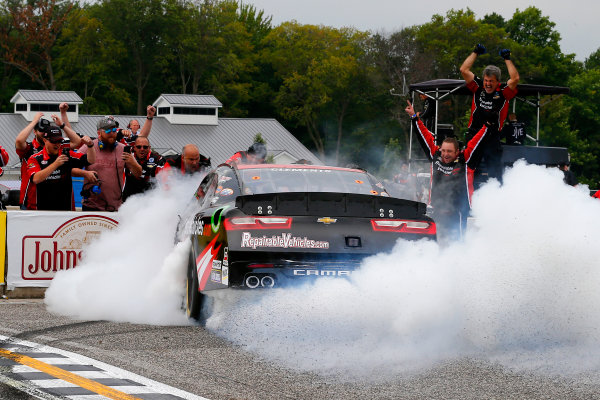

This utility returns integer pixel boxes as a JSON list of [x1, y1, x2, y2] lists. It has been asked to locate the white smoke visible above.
[[205, 161, 600, 378], [44, 161, 600, 379], [44, 173, 204, 325]]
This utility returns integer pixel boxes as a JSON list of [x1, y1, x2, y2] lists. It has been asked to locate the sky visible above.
[[247, 0, 598, 61]]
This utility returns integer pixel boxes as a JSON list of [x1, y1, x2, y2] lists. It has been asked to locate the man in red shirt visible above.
[[26, 124, 95, 210], [460, 44, 520, 182]]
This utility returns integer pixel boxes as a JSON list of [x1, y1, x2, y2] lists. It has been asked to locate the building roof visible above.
[[0, 113, 321, 170], [10, 90, 83, 104], [154, 94, 223, 107]]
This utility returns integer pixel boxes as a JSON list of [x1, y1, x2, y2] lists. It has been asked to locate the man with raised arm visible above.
[[406, 100, 493, 243], [460, 44, 519, 181]]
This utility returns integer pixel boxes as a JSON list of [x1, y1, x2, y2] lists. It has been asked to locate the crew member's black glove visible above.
[[484, 112, 499, 130], [473, 43, 486, 55], [499, 49, 511, 60]]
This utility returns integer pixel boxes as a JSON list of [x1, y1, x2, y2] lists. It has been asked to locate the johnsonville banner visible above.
[[6, 211, 120, 288]]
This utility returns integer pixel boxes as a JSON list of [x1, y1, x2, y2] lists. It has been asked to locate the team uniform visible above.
[[501, 121, 527, 145], [466, 76, 518, 181], [16, 138, 44, 208], [122, 151, 165, 201], [161, 153, 211, 175], [225, 151, 253, 165], [26, 147, 90, 210], [413, 116, 490, 241]]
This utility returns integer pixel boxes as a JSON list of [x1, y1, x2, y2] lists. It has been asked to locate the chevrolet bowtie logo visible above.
[[317, 217, 337, 224]]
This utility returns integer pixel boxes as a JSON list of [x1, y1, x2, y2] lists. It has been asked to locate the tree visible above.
[[264, 22, 368, 161], [91, 0, 173, 114], [54, 6, 131, 113], [584, 48, 600, 71], [0, 0, 74, 90]]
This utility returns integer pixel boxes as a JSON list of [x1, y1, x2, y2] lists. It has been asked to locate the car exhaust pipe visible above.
[[245, 275, 260, 289], [260, 275, 275, 288]]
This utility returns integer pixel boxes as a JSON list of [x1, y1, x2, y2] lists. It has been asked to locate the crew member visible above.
[[75, 116, 142, 211], [460, 44, 519, 181], [226, 142, 267, 165], [26, 124, 95, 210], [501, 113, 527, 145], [406, 100, 491, 243], [161, 144, 211, 175], [122, 136, 165, 201]]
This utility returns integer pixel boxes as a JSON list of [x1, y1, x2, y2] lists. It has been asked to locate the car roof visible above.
[[234, 164, 367, 174]]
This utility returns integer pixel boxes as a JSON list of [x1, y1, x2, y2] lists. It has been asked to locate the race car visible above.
[[178, 163, 436, 320]]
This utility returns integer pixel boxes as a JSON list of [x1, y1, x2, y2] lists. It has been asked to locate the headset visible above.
[[98, 140, 117, 150]]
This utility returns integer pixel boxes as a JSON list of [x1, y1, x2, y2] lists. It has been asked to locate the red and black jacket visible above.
[[413, 117, 489, 214], [26, 147, 90, 210]]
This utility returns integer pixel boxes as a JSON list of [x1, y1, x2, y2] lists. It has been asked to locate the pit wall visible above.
[[2, 211, 121, 296]]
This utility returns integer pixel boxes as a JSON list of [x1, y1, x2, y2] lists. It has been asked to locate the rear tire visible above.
[[186, 252, 203, 320]]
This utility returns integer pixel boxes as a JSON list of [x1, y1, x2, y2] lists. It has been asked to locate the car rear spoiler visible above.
[[235, 192, 428, 219]]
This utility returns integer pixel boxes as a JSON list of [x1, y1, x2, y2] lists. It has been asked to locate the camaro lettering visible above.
[[293, 269, 351, 276], [241, 232, 329, 249]]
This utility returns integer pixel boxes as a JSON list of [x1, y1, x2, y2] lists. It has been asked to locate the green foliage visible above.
[[0, 2, 599, 183], [252, 133, 266, 144]]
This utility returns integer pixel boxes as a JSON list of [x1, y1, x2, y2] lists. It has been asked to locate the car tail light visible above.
[[371, 219, 436, 235], [248, 263, 274, 268], [224, 216, 292, 230]]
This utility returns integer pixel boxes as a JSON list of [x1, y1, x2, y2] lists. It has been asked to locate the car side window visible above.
[[213, 168, 241, 205]]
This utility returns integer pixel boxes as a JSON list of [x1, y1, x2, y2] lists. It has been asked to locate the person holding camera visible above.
[[122, 136, 164, 201], [16, 112, 83, 208], [75, 116, 142, 212], [25, 123, 95, 210]]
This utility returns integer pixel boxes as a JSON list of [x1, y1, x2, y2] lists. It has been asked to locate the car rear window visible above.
[[238, 167, 386, 196]]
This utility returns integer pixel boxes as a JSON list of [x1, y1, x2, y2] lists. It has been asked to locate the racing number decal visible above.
[[196, 235, 222, 291]]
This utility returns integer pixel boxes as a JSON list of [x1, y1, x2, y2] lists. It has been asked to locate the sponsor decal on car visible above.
[[212, 260, 222, 270], [241, 232, 329, 250], [210, 270, 221, 283], [222, 265, 229, 285], [293, 269, 352, 276], [195, 235, 222, 291], [223, 247, 228, 266]]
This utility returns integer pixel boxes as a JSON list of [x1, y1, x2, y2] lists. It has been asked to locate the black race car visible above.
[[178, 164, 436, 320]]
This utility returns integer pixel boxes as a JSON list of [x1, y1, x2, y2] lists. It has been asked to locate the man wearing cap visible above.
[[226, 142, 267, 165], [75, 116, 142, 211], [25, 123, 95, 210], [16, 112, 83, 208], [160, 144, 211, 176]]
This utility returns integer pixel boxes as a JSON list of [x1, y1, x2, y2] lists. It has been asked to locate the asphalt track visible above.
[[1, 299, 600, 400]]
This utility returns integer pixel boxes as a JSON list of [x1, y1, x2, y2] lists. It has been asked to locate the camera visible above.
[[123, 145, 131, 153], [0, 189, 20, 208], [62, 147, 70, 156]]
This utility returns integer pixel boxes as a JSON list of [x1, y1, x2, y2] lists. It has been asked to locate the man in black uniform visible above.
[[122, 136, 165, 201], [501, 113, 527, 145], [161, 144, 211, 176], [460, 44, 520, 182], [226, 142, 267, 165], [405, 100, 491, 243], [26, 124, 95, 210]]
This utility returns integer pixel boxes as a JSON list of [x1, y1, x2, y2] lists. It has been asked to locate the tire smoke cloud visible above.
[[206, 161, 600, 378], [45, 173, 204, 325]]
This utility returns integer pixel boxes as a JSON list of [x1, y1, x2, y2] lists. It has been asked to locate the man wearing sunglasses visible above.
[[122, 136, 164, 201], [75, 116, 142, 211], [25, 124, 95, 210]]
